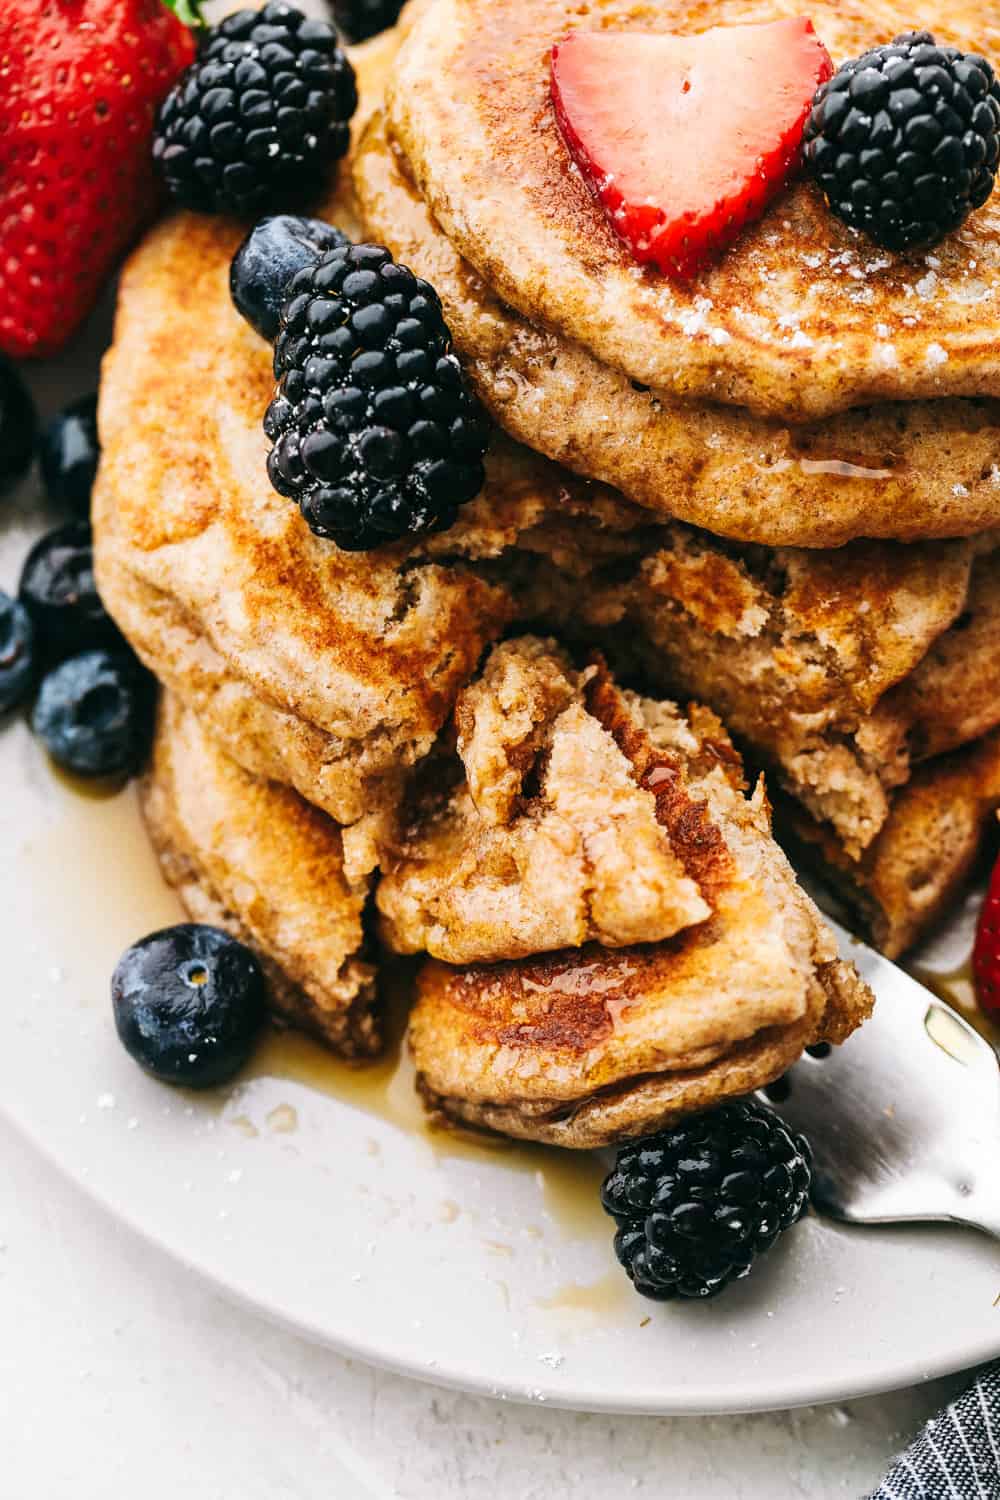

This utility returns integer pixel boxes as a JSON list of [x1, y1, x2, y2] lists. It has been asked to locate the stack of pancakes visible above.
[[353, 0, 1000, 959], [92, 1, 1000, 1143]]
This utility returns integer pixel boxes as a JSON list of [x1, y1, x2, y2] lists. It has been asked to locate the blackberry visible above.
[[804, 31, 1000, 252], [39, 394, 100, 517], [31, 648, 154, 778], [265, 242, 489, 550], [331, 0, 407, 44], [112, 924, 267, 1089], [0, 359, 36, 496], [153, 3, 357, 218], [602, 1100, 812, 1301], [230, 214, 351, 340]]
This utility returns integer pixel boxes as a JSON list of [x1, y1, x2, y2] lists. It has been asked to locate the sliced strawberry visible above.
[[974, 851, 1000, 1018], [551, 18, 833, 281]]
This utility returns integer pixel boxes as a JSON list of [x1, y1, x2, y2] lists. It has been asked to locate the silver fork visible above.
[[757, 920, 1000, 1241]]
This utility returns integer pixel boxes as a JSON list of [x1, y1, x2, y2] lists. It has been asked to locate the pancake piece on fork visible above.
[[401, 643, 871, 1148]]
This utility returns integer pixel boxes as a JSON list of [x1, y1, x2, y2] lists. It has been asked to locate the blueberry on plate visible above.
[[18, 521, 120, 660], [0, 358, 36, 495], [331, 0, 407, 43], [0, 591, 36, 714], [230, 215, 351, 341], [39, 393, 100, 516], [112, 924, 267, 1088], [31, 649, 153, 777]]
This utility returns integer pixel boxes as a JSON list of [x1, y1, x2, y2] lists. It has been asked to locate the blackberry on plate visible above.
[[18, 522, 121, 661], [331, 0, 407, 44], [265, 242, 490, 550], [112, 924, 267, 1089], [602, 1099, 812, 1301], [804, 31, 1000, 251], [0, 591, 35, 714], [0, 359, 36, 495], [39, 394, 100, 517], [31, 649, 153, 778], [231, 214, 351, 340], [153, 3, 357, 218]]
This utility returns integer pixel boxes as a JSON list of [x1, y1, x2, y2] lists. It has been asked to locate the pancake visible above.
[[781, 728, 1000, 957], [354, 110, 1000, 548], [389, 0, 1000, 425], [142, 693, 379, 1057], [377, 638, 718, 963], [408, 669, 872, 1149], [93, 174, 1000, 868], [628, 536, 1000, 856]]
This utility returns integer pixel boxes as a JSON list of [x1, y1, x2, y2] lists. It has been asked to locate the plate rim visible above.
[[5, 1099, 999, 1416]]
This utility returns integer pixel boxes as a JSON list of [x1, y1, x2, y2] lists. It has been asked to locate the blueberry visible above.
[[0, 359, 36, 495], [18, 522, 121, 660], [39, 394, 100, 516], [31, 649, 153, 777], [230, 214, 351, 341], [0, 591, 35, 713], [332, 0, 407, 43], [112, 924, 267, 1088]]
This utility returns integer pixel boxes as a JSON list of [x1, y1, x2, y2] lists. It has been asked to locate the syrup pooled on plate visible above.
[[26, 749, 610, 1243], [231, 962, 611, 1241]]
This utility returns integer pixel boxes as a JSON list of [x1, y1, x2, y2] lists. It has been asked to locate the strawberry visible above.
[[973, 851, 1000, 1018], [0, 0, 196, 359], [550, 18, 833, 281]]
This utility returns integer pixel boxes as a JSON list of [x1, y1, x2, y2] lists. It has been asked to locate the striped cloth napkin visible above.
[[870, 1363, 1000, 1499]]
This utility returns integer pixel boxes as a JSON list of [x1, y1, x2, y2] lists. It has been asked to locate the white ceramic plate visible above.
[[3, 326, 1000, 1418]]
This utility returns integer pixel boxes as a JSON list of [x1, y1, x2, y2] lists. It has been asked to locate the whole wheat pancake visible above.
[[93, 177, 1000, 868], [93, 203, 659, 873], [355, 111, 1000, 548], [142, 694, 379, 1057], [377, 638, 716, 962], [142, 690, 871, 1145], [628, 536, 1000, 856], [390, 0, 1000, 425], [781, 728, 1000, 957], [409, 669, 871, 1149]]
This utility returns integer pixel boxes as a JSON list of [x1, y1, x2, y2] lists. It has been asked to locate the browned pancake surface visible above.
[[390, 0, 1000, 423]]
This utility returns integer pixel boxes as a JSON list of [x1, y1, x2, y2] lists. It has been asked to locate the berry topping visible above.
[[974, 854, 1000, 1019], [602, 1100, 812, 1300], [331, 0, 407, 44], [31, 649, 153, 778], [804, 32, 1000, 252], [154, 3, 358, 218], [231, 215, 351, 341], [0, 592, 36, 715], [112, 924, 267, 1089], [265, 242, 490, 550], [551, 18, 833, 281], [0, 360, 37, 494], [19, 523, 121, 662], [39, 395, 100, 518], [0, 0, 195, 359]]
